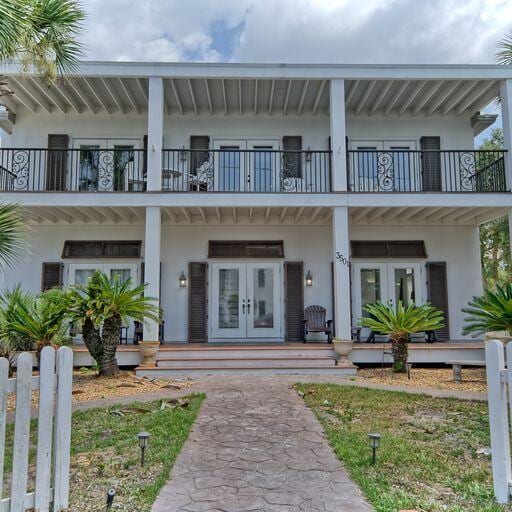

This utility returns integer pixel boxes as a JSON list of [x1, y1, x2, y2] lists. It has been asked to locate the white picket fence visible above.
[[0, 346, 73, 512]]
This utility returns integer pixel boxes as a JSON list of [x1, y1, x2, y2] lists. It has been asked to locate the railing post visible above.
[[486, 340, 511, 504]]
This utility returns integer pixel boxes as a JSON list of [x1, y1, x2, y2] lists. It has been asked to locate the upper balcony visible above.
[[0, 147, 507, 194]]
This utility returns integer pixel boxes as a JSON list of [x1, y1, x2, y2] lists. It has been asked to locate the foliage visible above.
[[0, 0, 85, 83], [478, 129, 511, 289], [360, 301, 444, 372], [0, 285, 70, 358], [497, 33, 512, 65], [0, 203, 26, 271], [462, 282, 512, 337], [298, 383, 506, 512], [68, 271, 161, 376]]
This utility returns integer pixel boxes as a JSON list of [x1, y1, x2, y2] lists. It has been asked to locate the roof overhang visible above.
[[471, 112, 499, 135]]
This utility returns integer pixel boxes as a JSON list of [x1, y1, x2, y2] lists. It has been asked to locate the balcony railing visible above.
[[347, 149, 508, 192], [0, 148, 147, 192], [161, 149, 331, 192]]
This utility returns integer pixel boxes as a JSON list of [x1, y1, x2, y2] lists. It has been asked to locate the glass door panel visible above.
[[247, 141, 279, 192], [387, 263, 423, 307], [213, 140, 246, 192], [211, 263, 246, 338], [246, 263, 281, 338]]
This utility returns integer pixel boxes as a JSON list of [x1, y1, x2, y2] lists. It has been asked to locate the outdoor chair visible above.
[[303, 305, 333, 343]]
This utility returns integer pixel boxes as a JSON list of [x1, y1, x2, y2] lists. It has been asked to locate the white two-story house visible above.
[[0, 61, 511, 374]]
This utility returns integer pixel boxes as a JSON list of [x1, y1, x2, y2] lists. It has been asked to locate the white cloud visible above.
[[79, 0, 512, 64]]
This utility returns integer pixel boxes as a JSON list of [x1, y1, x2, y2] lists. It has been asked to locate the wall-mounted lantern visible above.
[[179, 145, 188, 162], [305, 146, 312, 163], [179, 271, 188, 288], [305, 270, 313, 287]]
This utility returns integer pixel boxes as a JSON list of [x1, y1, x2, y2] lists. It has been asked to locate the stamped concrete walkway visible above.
[[151, 377, 372, 512]]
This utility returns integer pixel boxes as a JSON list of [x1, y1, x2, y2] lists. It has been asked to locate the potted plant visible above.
[[462, 283, 512, 343], [360, 301, 444, 373]]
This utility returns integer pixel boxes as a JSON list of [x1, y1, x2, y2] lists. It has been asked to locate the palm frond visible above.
[[497, 33, 512, 66], [0, 203, 26, 270], [360, 301, 444, 338]]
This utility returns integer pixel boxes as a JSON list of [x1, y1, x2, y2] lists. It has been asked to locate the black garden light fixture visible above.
[[106, 488, 115, 510], [368, 432, 381, 464], [305, 270, 313, 287], [137, 431, 151, 467], [179, 271, 188, 288]]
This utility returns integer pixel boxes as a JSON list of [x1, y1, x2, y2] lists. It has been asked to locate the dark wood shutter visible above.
[[426, 262, 450, 340], [285, 261, 304, 341], [420, 136, 442, 192], [188, 262, 208, 342], [46, 134, 69, 191], [41, 262, 64, 291], [283, 136, 302, 178], [142, 134, 148, 177]]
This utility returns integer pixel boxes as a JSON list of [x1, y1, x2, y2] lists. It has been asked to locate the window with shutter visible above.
[[426, 262, 450, 340], [282, 136, 302, 178], [188, 262, 208, 342], [41, 262, 64, 291], [46, 134, 69, 191], [420, 136, 442, 192], [285, 261, 304, 341], [208, 241, 284, 258]]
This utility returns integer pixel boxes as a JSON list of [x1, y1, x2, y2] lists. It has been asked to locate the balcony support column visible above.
[[500, 79, 512, 191], [332, 206, 351, 340], [143, 206, 161, 341], [147, 77, 164, 191], [330, 79, 347, 191]]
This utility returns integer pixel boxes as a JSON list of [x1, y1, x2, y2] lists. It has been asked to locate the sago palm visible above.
[[361, 301, 444, 372], [0, 203, 25, 270], [462, 283, 512, 337], [0, 0, 85, 83], [68, 271, 160, 376], [0, 286, 70, 361]]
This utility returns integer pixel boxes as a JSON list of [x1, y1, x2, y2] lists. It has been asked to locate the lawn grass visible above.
[[3, 394, 204, 512], [296, 383, 511, 512]]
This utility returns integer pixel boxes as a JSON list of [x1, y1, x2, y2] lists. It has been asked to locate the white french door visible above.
[[213, 140, 246, 191], [352, 262, 423, 337], [210, 262, 282, 339], [247, 140, 279, 192]]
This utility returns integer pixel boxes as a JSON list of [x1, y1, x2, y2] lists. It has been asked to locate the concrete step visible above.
[[156, 345, 336, 359], [136, 364, 357, 377], [156, 356, 336, 368]]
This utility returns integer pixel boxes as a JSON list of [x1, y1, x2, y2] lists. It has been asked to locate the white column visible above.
[[500, 79, 512, 191], [144, 206, 161, 341], [330, 79, 347, 191], [147, 76, 164, 191], [332, 206, 351, 340]]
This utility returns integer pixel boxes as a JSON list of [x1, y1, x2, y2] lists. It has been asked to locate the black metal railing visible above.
[[347, 149, 507, 192], [0, 148, 147, 192], [161, 149, 332, 192]]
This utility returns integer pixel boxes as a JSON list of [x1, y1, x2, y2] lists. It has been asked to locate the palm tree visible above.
[[0, 285, 70, 361], [462, 283, 512, 337], [68, 271, 160, 377], [0, 0, 85, 83], [497, 33, 512, 65], [0, 203, 25, 270], [360, 301, 444, 373]]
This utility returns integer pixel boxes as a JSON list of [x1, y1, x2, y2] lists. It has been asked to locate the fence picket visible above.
[[486, 340, 512, 504], [0, 359, 8, 501], [35, 347, 56, 512], [52, 347, 73, 511], [9, 352, 33, 512]]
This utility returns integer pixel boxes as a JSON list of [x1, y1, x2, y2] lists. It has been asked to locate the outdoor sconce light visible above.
[[368, 432, 381, 465], [106, 488, 116, 510], [179, 271, 188, 288], [305, 270, 313, 287], [179, 145, 188, 162], [137, 431, 151, 467]]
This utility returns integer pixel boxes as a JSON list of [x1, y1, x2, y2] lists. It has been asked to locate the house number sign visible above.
[[335, 252, 350, 266]]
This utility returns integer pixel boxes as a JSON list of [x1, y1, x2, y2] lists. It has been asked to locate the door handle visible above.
[[247, 299, 251, 315], [242, 299, 245, 314]]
